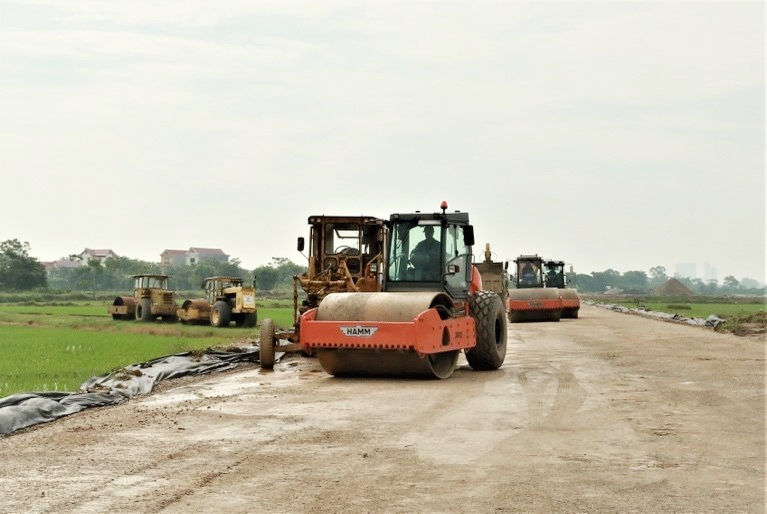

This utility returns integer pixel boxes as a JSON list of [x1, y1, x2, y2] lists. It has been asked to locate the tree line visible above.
[[567, 266, 765, 295], [0, 239, 304, 294], [0, 239, 764, 296]]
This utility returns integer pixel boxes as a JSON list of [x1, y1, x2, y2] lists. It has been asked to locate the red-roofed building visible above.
[[160, 249, 187, 269], [78, 248, 118, 266], [42, 259, 83, 275], [186, 247, 229, 266]]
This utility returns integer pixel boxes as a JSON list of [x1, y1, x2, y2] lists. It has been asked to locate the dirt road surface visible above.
[[1, 305, 764, 513]]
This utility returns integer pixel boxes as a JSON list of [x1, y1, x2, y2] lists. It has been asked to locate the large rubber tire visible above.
[[211, 301, 232, 327], [135, 298, 153, 322], [260, 318, 275, 369], [550, 309, 562, 322], [241, 312, 257, 327], [466, 290, 507, 370]]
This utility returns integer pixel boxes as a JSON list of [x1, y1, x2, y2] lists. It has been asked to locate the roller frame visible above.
[[300, 306, 476, 355], [506, 289, 563, 313]]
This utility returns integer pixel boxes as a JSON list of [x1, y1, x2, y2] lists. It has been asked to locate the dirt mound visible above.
[[655, 278, 695, 296]]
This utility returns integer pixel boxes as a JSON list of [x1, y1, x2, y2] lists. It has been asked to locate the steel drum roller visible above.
[[508, 288, 562, 301], [507, 287, 562, 322], [313, 291, 460, 379], [316, 291, 453, 322]]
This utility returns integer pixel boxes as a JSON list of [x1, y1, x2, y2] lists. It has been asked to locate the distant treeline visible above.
[[0, 239, 764, 296], [0, 239, 304, 294], [567, 267, 765, 295]]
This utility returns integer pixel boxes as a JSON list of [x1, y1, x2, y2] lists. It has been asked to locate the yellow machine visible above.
[[259, 215, 388, 369], [474, 243, 509, 302], [177, 276, 257, 327], [108, 274, 178, 322]]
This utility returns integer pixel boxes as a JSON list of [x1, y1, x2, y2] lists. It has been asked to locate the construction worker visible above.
[[520, 262, 538, 286], [410, 225, 441, 280]]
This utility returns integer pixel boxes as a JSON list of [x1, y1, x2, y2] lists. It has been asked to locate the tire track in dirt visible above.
[[516, 362, 586, 430], [38, 431, 259, 513]]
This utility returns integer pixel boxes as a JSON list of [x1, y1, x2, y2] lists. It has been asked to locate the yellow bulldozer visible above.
[[177, 276, 258, 327]]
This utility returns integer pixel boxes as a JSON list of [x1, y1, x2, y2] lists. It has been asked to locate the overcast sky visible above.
[[1, 1, 764, 283]]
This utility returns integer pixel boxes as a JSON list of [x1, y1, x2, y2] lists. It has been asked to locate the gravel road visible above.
[[0, 304, 763, 513]]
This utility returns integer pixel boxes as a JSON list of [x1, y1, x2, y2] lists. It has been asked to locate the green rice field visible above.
[[0, 300, 295, 397], [592, 297, 766, 337], [605, 300, 765, 319]]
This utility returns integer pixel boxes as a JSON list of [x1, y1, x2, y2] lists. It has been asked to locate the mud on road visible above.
[[0, 305, 763, 513]]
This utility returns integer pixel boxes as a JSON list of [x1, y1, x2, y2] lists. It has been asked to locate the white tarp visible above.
[[592, 301, 726, 328]]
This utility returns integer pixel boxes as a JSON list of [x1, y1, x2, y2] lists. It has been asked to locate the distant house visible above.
[[186, 247, 229, 266], [160, 249, 187, 269], [42, 260, 83, 275], [78, 248, 118, 266]]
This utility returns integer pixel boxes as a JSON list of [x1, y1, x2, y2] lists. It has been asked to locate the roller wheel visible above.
[[562, 308, 579, 319], [240, 312, 257, 327], [211, 301, 232, 327], [426, 350, 460, 379], [135, 298, 153, 322], [316, 349, 459, 379], [550, 309, 562, 322], [260, 318, 275, 369], [466, 290, 507, 370]]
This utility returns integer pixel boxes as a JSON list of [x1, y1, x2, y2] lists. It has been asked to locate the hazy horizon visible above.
[[34, 243, 763, 286], [2, 1, 764, 284]]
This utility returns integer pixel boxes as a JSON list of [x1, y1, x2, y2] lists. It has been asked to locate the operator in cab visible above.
[[409, 225, 441, 280]]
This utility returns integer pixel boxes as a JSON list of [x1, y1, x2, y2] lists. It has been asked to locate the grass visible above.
[[0, 302, 108, 317], [0, 300, 295, 397], [630, 302, 765, 319], [590, 296, 766, 336], [0, 326, 203, 396]]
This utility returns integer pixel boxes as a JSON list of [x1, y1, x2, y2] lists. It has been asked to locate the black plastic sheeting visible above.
[[0, 346, 264, 437]]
